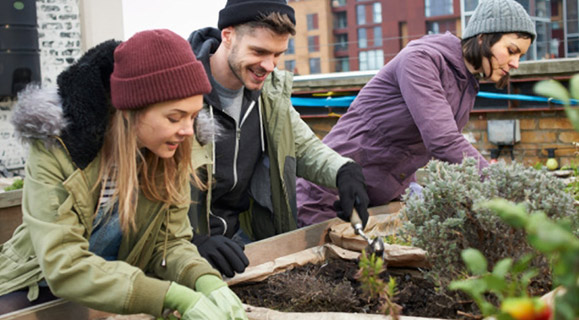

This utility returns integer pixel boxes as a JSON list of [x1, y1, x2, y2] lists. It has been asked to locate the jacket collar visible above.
[[12, 40, 121, 170]]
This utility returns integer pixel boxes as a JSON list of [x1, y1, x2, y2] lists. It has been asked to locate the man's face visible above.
[[226, 27, 290, 91]]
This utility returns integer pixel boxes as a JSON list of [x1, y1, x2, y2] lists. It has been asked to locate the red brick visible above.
[[553, 148, 579, 157], [559, 131, 579, 143], [516, 143, 541, 150], [539, 118, 574, 129], [465, 119, 487, 131], [521, 131, 557, 143], [515, 148, 540, 156], [519, 118, 537, 130]]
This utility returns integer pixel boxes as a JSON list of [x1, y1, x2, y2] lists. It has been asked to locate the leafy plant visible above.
[[560, 162, 579, 201], [451, 199, 578, 320], [355, 250, 401, 319], [4, 178, 23, 191], [383, 234, 412, 246], [534, 74, 579, 131], [400, 158, 577, 289], [532, 162, 545, 170]]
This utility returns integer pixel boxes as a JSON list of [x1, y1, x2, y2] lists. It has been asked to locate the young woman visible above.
[[0, 29, 247, 319], [297, 0, 535, 227]]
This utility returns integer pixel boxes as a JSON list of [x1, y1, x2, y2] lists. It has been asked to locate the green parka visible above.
[[0, 40, 219, 316]]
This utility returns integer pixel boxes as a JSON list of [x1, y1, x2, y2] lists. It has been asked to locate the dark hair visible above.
[[235, 12, 296, 36], [461, 32, 532, 89]]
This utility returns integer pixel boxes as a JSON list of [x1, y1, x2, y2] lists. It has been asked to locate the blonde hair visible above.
[[97, 108, 204, 232]]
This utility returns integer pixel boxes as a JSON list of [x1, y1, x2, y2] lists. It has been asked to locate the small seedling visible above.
[[355, 249, 402, 319]]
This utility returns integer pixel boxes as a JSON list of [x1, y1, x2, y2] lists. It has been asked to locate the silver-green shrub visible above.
[[400, 158, 578, 287]]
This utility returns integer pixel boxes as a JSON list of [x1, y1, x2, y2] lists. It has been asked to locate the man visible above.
[[187, 0, 369, 278]]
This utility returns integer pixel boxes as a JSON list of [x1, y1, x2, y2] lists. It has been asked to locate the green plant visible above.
[[559, 162, 579, 201], [534, 74, 579, 131], [450, 199, 578, 320], [4, 178, 23, 191], [383, 234, 412, 246], [355, 250, 401, 319], [532, 162, 545, 170], [449, 248, 547, 320], [400, 158, 577, 289]]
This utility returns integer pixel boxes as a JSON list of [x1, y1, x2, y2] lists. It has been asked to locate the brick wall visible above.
[[466, 111, 578, 167], [37, 0, 82, 85], [303, 110, 579, 168], [0, 0, 82, 175]]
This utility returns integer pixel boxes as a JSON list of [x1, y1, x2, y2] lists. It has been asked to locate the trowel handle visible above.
[[350, 208, 363, 230]]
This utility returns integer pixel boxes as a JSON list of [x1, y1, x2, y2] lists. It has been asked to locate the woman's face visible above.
[[136, 95, 203, 159], [482, 33, 531, 84]]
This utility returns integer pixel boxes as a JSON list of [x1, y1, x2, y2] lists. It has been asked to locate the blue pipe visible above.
[[291, 92, 579, 108]]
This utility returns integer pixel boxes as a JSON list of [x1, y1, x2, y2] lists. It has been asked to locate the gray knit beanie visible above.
[[462, 0, 536, 41]]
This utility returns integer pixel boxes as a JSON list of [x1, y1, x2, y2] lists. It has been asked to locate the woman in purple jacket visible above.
[[296, 0, 536, 227]]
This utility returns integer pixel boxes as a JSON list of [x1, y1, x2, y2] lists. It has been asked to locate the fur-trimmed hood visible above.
[[11, 39, 218, 170]]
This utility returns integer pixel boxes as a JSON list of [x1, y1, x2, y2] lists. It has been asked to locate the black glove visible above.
[[192, 234, 249, 278], [334, 162, 370, 229]]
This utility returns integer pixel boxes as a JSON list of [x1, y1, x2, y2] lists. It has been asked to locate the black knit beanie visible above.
[[218, 0, 296, 30]]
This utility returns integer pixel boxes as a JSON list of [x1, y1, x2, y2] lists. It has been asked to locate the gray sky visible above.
[[122, 0, 227, 40]]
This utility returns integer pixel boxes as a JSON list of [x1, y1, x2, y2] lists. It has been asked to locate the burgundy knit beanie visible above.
[[110, 29, 211, 110]]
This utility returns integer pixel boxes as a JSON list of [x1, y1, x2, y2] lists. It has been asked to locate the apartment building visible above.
[[284, 0, 578, 75]]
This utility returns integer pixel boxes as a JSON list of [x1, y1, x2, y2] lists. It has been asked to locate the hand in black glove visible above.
[[334, 162, 370, 229], [192, 234, 249, 278]]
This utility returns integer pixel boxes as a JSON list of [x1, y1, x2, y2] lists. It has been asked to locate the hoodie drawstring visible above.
[[209, 105, 216, 175], [161, 211, 169, 268], [258, 100, 265, 153]]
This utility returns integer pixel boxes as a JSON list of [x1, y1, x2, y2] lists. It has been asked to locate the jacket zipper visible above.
[[230, 101, 255, 191]]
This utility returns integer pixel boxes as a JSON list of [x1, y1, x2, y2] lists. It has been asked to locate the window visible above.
[[335, 33, 348, 51], [358, 28, 367, 48], [309, 58, 321, 74], [427, 21, 440, 34], [399, 21, 408, 48], [516, 0, 530, 12], [334, 11, 347, 29], [464, 0, 478, 11], [427, 20, 457, 35], [358, 50, 384, 71], [308, 35, 320, 52], [287, 38, 295, 54], [307, 13, 319, 30], [425, 0, 453, 17], [373, 26, 382, 46], [566, 0, 578, 57], [373, 3, 382, 23], [331, 0, 346, 7], [284, 60, 296, 73], [335, 57, 350, 72], [357, 5, 366, 25]]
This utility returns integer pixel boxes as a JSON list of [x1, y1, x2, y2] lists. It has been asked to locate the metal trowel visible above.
[[351, 209, 385, 257]]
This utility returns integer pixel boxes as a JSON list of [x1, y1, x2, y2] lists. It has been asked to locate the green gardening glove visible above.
[[163, 282, 228, 320], [195, 275, 248, 320]]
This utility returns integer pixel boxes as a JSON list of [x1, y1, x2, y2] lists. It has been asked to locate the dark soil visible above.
[[231, 258, 475, 318], [231, 258, 551, 319]]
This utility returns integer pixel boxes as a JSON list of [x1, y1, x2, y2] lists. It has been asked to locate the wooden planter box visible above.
[[0, 189, 22, 244], [1, 202, 414, 320]]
